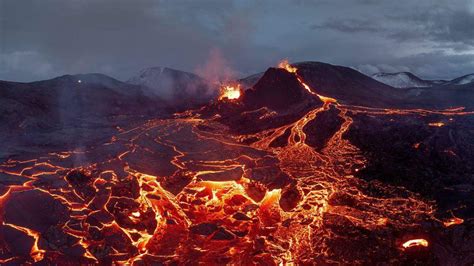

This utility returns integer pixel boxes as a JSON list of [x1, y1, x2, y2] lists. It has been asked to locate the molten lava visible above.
[[278, 59, 297, 73], [428, 122, 445, 127], [219, 84, 241, 100], [277, 59, 338, 104], [402, 239, 429, 249], [443, 217, 464, 227]]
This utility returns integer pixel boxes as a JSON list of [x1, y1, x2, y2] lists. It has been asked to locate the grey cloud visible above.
[[0, 51, 55, 81], [1, 0, 474, 82], [357, 51, 474, 80], [311, 19, 384, 33], [314, 0, 474, 50]]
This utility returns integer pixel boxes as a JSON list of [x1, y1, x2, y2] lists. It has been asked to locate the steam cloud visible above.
[[195, 48, 237, 86]]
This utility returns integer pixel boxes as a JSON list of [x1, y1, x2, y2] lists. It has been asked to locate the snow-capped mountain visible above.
[[371, 72, 434, 88], [127, 67, 216, 106], [445, 73, 474, 86], [372, 71, 474, 89]]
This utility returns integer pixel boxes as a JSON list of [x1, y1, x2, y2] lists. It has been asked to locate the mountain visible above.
[[2, 63, 473, 160], [265, 62, 474, 109], [127, 67, 216, 108], [238, 72, 264, 88], [0, 73, 165, 123], [444, 73, 474, 86], [243, 68, 318, 110], [201, 67, 322, 134], [293, 62, 405, 107], [372, 71, 474, 88], [0, 74, 167, 159], [371, 72, 435, 88], [406, 82, 474, 109]]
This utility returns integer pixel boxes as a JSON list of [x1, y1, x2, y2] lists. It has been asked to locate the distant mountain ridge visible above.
[[372, 71, 474, 88], [0, 73, 169, 159], [127, 66, 216, 108], [2, 61, 474, 159], [293, 61, 405, 107], [444, 73, 474, 86], [371, 72, 436, 88]]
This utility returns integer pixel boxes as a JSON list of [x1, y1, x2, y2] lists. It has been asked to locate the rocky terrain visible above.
[[0, 61, 473, 265]]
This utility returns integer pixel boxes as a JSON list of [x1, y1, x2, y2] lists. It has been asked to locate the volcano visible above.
[[243, 67, 319, 110], [200, 67, 322, 134], [1, 61, 474, 265]]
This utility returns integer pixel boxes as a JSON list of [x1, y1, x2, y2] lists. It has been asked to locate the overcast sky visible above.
[[1, 0, 474, 82]]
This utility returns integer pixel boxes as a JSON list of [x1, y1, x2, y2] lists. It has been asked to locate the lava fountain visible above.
[[278, 59, 297, 73], [219, 84, 241, 100]]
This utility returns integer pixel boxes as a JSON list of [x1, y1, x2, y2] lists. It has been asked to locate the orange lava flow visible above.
[[219, 84, 241, 100], [277, 60, 337, 104], [278, 59, 298, 73], [443, 217, 464, 227], [4, 223, 45, 262], [428, 122, 445, 127], [402, 239, 429, 249]]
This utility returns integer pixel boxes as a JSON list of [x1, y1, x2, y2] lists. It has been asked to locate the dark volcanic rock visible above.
[[40, 225, 81, 252], [65, 170, 96, 201], [269, 127, 291, 148], [200, 67, 323, 134], [4, 190, 69, 233], [211, 227, 236, 240], [127, 66, 216, 109], [303, 106, 344, 150], [0, 73, 174, 161], [160, 170, 194, 195], [233, 212, 251, 221], [111, 175, 140, 199], [345, 112, 474, 219], [105, 197, 157, 234], [295, 62, 404, 107], [0, 225, 35, 257], [198, 167, 243, 182], [0, 172, 29, 186], [245, 157, 294, 190], [242, 68, 316, 110], [123, 146, 178, 177], [190, 223, 218, 236], [279, 186, 302, 211]]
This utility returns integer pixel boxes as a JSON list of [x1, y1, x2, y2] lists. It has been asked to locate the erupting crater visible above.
[[219, 84, 241, 100]]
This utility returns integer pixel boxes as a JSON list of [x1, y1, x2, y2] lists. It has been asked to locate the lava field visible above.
[[1, 61, 473, 265]]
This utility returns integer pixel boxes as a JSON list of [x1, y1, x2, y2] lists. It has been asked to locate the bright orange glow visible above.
[[219, 84, 241, 100], [428, 122, 445, 127], [318, 94, 338, 104], [402, 239, 429, 249], [4, 223, 45, 262], [278, 59, 297, 73], [260, 189, 281, 209], [376, 218, 388, 226], [277, 59, 338, 104], [443, 217, 464, 227]]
